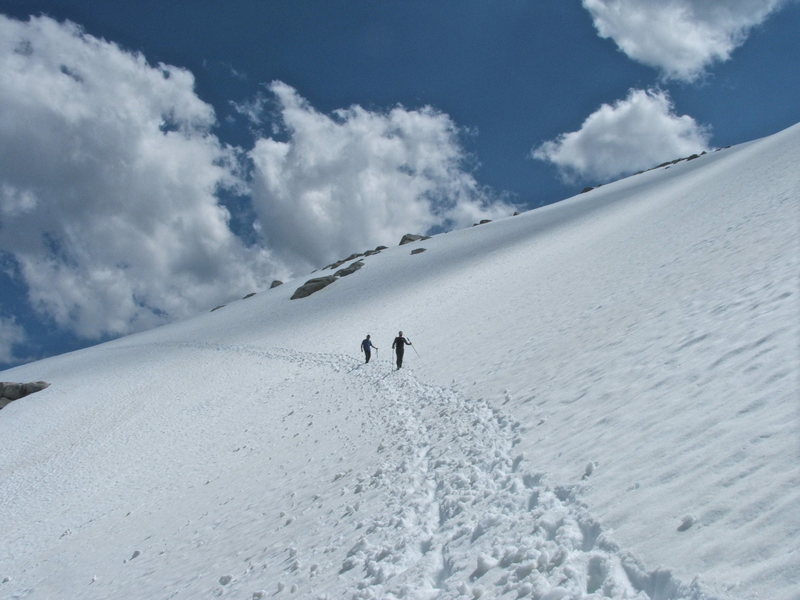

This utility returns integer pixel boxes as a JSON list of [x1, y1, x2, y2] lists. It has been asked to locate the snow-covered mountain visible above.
[[1, 124, 798, 600]]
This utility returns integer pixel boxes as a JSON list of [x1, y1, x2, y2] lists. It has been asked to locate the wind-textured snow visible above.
[[1, 124, 798, 600]]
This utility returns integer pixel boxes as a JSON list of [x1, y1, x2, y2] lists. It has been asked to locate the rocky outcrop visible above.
[[270, 280, 283, 289], [0, 381, 50, 409], [322, 245, 387, 270], [399, 233, 430, 245], [410, 248, 426, 255], [292, 259, 366, 300], [324, 252, 365, 271], [242, 292, 257, 299], [290, 275, 338, 299], [334, 260, 364, 278], [648, 150, 709, 173]]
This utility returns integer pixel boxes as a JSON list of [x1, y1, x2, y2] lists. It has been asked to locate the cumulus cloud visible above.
[[582, 0, 789, 81], [532, 88, 710, 183], [0, 15, 274, 338], [0, 15, 511, 349], [249, 82, 514, 270], [0, 316, 27, 364]]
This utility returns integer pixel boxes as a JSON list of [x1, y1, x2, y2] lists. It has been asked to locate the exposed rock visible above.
[[323, 258, 347, 270], [291, 257, 368, 300], [399, 233, 430, 245], [290, 275, 337, 299], [210, 305, 226, 312], [410, 248, 426, 255], [23, 381, 49, 395], [0, 382, 22, 400], [0, 381, 50, 408], [364, 245, 388, 256], [581, 186, 595, 193], [513, 211, 520, 216], [242, 292, 256, 299], [334, 260, 364, 278], [270, 280, 283, 289]]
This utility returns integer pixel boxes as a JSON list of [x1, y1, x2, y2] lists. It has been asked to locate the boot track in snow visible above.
[[160, 342, 714, 600]]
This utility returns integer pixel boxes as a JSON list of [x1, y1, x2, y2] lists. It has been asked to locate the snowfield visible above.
[[1, 124, 798, 600]]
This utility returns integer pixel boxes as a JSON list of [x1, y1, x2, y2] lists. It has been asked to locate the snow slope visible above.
[[1, 124, 798, 600]]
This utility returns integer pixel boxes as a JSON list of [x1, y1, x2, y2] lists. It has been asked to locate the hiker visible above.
[[361, 334, 378, 363], [392, 331, 412, 369]]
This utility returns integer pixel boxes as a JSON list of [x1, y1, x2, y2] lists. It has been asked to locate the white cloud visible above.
[[0, 16, 512, 346], [249, 82, 514, 270], [0, 15, 275, 338], [582, 0, 789, 81], [0, 316, 27, 364], [532, 88, 710, 183]]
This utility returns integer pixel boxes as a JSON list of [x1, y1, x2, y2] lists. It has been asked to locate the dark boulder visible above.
[[0, 382, 23, 401], [334, 260, 364, 278], [242, 292, 256, 299], [0, 381, 50, 409], [410, 248, 426, 255], [270, 280, 283, 289], [323, 258, 347, 270], [364, 245, 388, 256], [22, 381, 50, 395], [291, 275, 337, 299], [323, 252, 365, 271], [399, 233, 430, 245]]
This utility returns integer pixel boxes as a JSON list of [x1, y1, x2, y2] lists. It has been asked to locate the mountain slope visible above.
[[1, 124, 798, 599]]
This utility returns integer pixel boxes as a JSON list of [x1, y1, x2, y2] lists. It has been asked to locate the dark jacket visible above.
[[392, 336, 410, 351]]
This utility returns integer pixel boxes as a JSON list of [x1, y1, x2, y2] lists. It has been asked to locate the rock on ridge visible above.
[[0, 381, 50, 409], [399, 233, 430, 245]]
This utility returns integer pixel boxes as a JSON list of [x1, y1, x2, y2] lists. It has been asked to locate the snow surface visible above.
[[1, 124, 798, 600]]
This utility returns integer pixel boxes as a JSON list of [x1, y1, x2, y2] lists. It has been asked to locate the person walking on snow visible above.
[[392, 331, 412, 369], [361, 334, 378, 363]]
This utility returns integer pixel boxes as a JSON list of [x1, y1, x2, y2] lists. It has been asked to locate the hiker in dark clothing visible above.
[[392, 331, 412, 369], [361, 334, 378, 363]]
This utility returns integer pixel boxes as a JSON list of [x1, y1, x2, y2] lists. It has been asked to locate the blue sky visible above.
[[1, 0, 798, 368]]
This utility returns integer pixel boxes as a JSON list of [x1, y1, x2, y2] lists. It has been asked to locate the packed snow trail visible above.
[[153, 342, 713, 600], [1, 340, 715, 600]]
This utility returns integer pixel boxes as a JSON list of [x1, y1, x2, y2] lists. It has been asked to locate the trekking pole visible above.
[[410, 341, 420, 358]]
